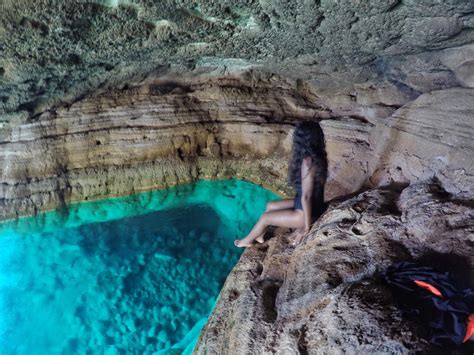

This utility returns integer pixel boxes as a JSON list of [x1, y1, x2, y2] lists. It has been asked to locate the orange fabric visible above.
[[413, 280, 443, 298], [463, 314, 474, 343]]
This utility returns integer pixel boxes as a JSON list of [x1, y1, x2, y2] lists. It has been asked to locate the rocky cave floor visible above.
[[196, 178, 474, 354]]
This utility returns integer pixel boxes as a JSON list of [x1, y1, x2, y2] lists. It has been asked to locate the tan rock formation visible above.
[[196, 179, 474, 354], [369, 88, 474, 188], [0, 75, 299, 220], [1, 73, 472, 225]]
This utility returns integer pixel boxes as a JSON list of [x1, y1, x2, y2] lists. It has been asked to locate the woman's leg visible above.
[[254, 199, 295, 243], [265, 199, 295, 212], [235, 209, 304, 247]]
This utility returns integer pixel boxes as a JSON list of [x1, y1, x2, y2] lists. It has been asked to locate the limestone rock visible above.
[[196, 179, 473, 354], [369, 88, 474, 187], [1, 76, 472, 222], [0, 75, 305, 220], [0, 1, 473, 117], [441, 43, 474, 88]]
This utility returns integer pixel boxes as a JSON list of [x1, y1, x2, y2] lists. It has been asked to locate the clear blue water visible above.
[[0, 179, 279, 354]]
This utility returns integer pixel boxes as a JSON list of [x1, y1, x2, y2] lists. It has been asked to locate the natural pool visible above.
[[0, 179, 279, 354]]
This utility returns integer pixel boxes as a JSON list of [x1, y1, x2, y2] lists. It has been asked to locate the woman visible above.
[[234, 121, 328, 247]]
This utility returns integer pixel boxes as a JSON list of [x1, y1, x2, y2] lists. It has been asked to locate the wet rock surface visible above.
[[196, 179, 474, 354]]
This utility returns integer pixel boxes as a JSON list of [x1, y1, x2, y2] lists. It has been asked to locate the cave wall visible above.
[[1, 0, 473, 222], [1, 75, 297, 219], [1, 71, 472, 222]]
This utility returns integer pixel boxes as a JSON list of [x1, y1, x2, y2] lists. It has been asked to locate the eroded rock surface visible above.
[[1, 1, 473, 117], [196, 179, 474, 354], [1, 1, 473, 223], [0, 74, 302, 219], [2, 73, 472, 222]]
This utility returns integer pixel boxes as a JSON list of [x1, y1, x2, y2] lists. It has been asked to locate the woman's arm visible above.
[[301, 156, 316, 233]]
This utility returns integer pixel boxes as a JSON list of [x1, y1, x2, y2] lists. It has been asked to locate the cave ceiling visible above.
[[0, 0, 473, 119]]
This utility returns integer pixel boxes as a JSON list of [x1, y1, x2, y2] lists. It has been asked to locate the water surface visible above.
[[0, 179, 279, 354]]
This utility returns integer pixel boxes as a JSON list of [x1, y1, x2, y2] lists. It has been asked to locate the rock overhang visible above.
[[1, 0, 473, 119]]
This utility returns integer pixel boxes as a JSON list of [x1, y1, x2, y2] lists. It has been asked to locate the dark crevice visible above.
[[377, 191, 402, 216], [176, 148, 185, 161], [228, 289, 240, 302], [376, 182, 409, 216], [259, 280, 281, 323], [338, 218, 357, 231], [149, 82, 194, 95], [20, 17, 49, 36], [254, 263, 264, 277], [377, 102, 402, 109], [386, 79, 422, 101], [18, 98, 43, 115], [386, 0, 403, 12], [333, 245, 350, 251], [429, 177, 474, 208], [347, 114, 373, 125], [297, 325, 309, 355], [312, 15, 325, 30], [68, 54, 82, 66], [352, 200, 370, 213], [326, 272, 343, 287]]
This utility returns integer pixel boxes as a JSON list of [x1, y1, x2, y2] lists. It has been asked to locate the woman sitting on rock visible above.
[[234, 121, 328, 247]]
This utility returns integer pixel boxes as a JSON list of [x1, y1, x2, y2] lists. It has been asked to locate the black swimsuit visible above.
[[294, 185, 303, 210], [294, 185, 326, 220]]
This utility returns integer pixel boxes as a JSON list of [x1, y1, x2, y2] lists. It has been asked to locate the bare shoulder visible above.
[[302, 156, 315, 170], [301, 156, 316, 180]]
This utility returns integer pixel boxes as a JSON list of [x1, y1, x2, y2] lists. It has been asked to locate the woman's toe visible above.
[[290, 238, 300, 247]]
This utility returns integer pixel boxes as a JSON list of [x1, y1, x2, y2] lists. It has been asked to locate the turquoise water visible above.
[[0, 179, 279, 354]]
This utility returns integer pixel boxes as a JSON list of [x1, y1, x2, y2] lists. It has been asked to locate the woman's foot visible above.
[[290, 229, 305, 247], [234, 239, 253, 248], [290, 237, 302, 247]]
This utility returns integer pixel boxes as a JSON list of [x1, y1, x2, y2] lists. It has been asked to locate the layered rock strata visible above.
[[1, 75, 299, 220], [2, 73, 473, 222]]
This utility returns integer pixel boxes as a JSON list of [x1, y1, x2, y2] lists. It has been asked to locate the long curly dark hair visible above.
[[288, 121, 328, 217]]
